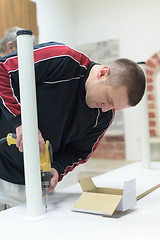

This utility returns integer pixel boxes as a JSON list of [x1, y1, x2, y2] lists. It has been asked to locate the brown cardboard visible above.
[[72, 177, 136, 216], [137, 183, 160, 200]]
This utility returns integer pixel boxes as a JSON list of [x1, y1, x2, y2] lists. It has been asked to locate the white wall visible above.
[[33, 0, 160, 161], [33, 0, 160, 63], [33, 0, 75, 47], [73, 0, 160, 61]]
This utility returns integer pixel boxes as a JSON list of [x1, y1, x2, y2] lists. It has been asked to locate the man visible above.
[[0, 26, 38, 57], [0, 41, 146, 208]]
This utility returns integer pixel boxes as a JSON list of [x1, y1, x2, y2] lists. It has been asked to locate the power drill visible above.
[[0, 133, 52, 212], [40, 140, 53, 212]]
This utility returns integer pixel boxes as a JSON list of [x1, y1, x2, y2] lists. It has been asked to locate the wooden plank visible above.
[[137, 183, 160, 200], [28, 1, 38, 38], [0, 0, 9, 37], [0, 0, 38, 39]]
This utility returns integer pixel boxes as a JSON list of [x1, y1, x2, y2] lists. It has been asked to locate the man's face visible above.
[[85, 79, 130, 112]]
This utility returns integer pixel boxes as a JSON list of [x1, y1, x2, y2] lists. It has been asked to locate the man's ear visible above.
[[97, 66, 110, 79], [6, 41, 16, 54]]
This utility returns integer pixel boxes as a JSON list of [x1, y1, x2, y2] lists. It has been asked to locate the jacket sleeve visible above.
[[52, 110, 115, 181], [0, 43, 91, 128], [0, 62, 21, 128]]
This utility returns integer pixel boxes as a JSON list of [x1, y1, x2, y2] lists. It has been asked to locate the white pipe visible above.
[[17, 30, 44, 217], [138, 62, 151, 169]]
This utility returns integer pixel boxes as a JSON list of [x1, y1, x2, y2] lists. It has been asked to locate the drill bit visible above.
[[43, 188, 48, 213], [42, 182, 50, 213], [44, 196, 47, 213]]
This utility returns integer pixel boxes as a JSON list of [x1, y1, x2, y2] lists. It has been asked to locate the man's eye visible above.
[[107, 97, 112, 104]]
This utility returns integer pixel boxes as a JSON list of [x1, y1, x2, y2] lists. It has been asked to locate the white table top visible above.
[[0, 161, 160, 240]]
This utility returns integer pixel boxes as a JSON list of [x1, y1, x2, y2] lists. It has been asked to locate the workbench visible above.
[[0, 161, 160, 240]]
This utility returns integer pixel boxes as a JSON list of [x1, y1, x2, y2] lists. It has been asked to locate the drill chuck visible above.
[[41, 171, 51, 196]]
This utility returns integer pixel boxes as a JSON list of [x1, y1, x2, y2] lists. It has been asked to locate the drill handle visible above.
[[7, 133, 17, 146]]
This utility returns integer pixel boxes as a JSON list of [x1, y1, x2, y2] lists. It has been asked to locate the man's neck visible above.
[[85, 64, 103, 86]]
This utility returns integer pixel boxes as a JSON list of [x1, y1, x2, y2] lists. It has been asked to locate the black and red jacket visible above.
[[0, 41, 114, 184]]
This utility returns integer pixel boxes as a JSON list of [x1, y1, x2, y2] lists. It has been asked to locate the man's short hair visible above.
[[0, 26, 38, 54], [108, 58, 146, 106]]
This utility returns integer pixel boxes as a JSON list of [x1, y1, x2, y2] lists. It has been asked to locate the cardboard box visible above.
[[72, 177, 136, 216]]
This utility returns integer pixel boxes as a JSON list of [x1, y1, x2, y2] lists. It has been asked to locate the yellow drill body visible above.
[[40, 140, 52, 196], [6, 133, 17, 145]]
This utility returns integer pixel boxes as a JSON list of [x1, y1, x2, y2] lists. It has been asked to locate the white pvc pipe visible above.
[[138, 62, 151, 169], [17, 30, 44, 217]]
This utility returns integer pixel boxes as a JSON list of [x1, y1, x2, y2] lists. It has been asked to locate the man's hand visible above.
[[49, 168, 59, 192], [15, 126, 59, 191], [16, 125, 45, 154]]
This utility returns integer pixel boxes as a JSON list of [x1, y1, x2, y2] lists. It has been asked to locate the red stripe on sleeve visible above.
[[0, 64, 21, 116], [33, 45, 91, 68], [4, 44, 91, 73], [3, 56, 19, 72]]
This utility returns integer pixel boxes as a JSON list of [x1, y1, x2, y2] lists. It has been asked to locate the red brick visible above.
[[102, 151, 125, 160], [152, 54, 160, 65], [105, 135, 124, 142], [156, 59, 160, 65], [91, 151, 101, 158], [148, 94, 154, 101], [114, 143, 125, 150], [146, 60, 156, 69], [104, 142, 114, 149], [149, 112, 156, 118], [147, 77, 153, 83], [152, 53, 158, 60], [147, 85, 154, 91], [146, 69, 154, 76], [149, 121, 156, 127], [148, 103, 155, 109], [91, 135, 125, 160], [149, 129, 156, 136]]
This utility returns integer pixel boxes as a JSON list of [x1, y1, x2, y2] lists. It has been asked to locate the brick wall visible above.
[[92, 53, 160, 160], [91, 135, 125, 160], [146, 52, 160, 136]]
